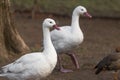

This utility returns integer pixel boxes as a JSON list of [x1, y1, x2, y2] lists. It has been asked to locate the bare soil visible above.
[[1, 12, 120, 80]]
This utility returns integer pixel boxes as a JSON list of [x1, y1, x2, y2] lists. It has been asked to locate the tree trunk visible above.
[[0, 0, 30, 59]]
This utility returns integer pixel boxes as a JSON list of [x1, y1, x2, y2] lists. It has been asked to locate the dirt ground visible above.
[[1, 12, 120, 80]]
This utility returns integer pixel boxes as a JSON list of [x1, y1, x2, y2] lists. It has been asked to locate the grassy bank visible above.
[[11, 0, 120, 18]]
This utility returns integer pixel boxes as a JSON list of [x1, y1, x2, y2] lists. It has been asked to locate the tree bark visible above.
[[0, 0, 30, 59]]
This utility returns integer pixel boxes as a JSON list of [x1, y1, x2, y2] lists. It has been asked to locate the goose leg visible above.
[[58, 55, 73, 73], [66, 52, 79, 69]]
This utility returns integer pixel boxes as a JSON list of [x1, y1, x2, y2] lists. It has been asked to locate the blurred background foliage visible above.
[[11, 0, 120, 18]]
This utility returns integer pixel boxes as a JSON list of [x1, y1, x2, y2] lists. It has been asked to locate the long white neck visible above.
[[71, 10, 81, 34], [42, 26, 57, 70], [42, 27, 56, 54]]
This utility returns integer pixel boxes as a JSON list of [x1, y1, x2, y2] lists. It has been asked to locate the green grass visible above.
[[11, 0, 120, 17]]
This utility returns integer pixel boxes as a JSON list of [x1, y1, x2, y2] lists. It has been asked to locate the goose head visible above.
[[43, 18, 60, 30], [73, 6, 92, 18]]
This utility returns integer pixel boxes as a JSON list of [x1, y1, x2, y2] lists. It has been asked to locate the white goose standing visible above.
[[51, 6, 92, 72], [0, 18, 60, 80]]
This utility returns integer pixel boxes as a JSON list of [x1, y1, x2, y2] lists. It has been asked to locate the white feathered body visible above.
[[51, 26, 83, 53], [0, 18, 58, 80], [50, 6, 87, 54], [0, 52, 57, 80]]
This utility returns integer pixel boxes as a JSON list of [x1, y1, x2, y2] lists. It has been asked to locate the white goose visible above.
[[0, 18, 60, 80], [51, 6, 92, 73]]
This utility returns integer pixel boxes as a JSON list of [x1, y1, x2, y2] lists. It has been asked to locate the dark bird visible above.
[[95, 52, 120, 80]]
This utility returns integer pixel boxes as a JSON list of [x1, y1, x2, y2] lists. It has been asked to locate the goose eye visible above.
[[49, 21, 52, 23], [81, 9, 84, 11]]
